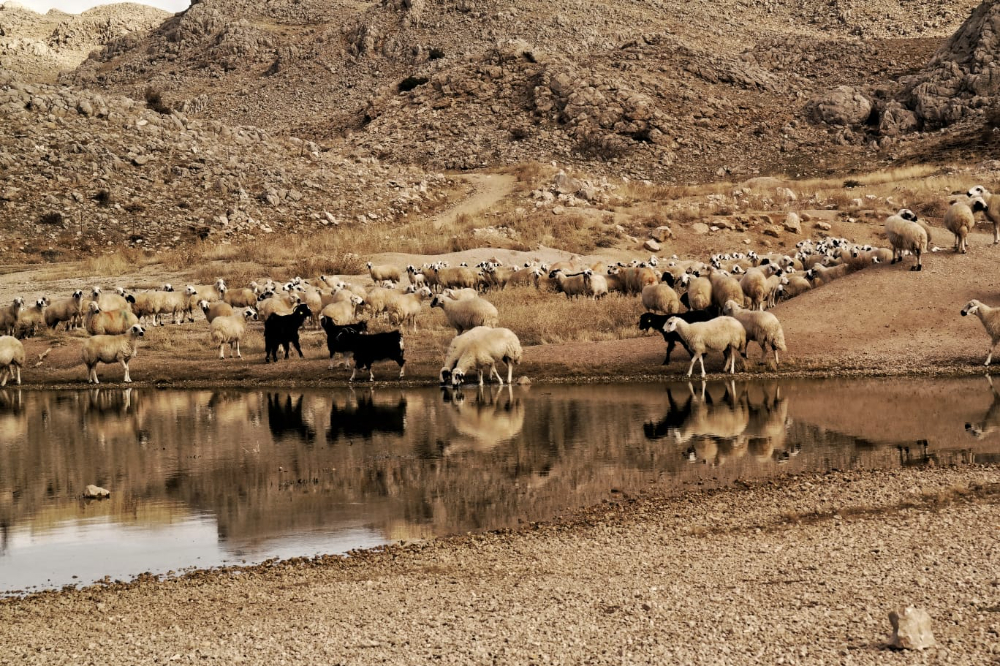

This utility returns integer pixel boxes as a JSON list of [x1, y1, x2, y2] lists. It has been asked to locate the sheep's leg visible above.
[[122, 359, 131, 383], [491, 365, 503, 386], [235, 341, 242, 359], [507, 360, 515, 385], [987, 347, 995, 367], [774, 348, 780, 368], [699, 355, 707, 378], [219, 343, 226, 359], [11, 366, 17, 385], [398, 362, 405, 379], [994, 222, 999, 244], [369, 368, 375, 382], [0, 369, 7, 388], [686, 354, 698, 378], [478, 369, 485, 386], [349, 364, 357, 382]]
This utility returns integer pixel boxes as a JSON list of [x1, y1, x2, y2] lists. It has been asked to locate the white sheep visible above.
[[944, 198, 987, 254], [81, 324, 144, 384], [0, 336, 24, 386], [776, 275, 812, 301], [722, 300, 788, 368], [441, 288, 480, 301], [548, 269, 590, 298], [708, 269, 745, 310], [210, 309, 257, 359], [445, 327, 523, 386], [0, 298, 24, 336], [665, 316, 746, 378], [432, 266, 480, 291], [961, 299, 1000, 365], [15, 297, 49, 337], [222, 285, 259, 308], [90, 286, 130, 312], [387, 287, 433, 331], [363, 285, 399, 318], [679, 275, 712, 311], [84, 301, 140, 335], [367, 262, 402, 284], [257, 293, 297, 321], [884, 209, 928, 271], [804, 262, 850, 286], [320, 295, 365, 325], [739, 267, 768, 311], [199, 299, 234, 324], [44, 290, 84, 330], [968, 185, 1000, 244], [581, 269, 609, 299], [430, 295, 499, 334], [641, 283, 680, 315]]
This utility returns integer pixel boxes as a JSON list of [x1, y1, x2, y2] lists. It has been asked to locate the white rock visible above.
[[888, 607, 936, 650], [84, 485, 110, 499], [652, 225, 673, 242], [643, 238, 661, 252], [691, 222, 710, 235], [783, 212, 802, 233]]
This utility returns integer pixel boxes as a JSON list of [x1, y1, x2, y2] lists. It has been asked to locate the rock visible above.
[[807, 86, 873, 126], [652, 225, 674, 242], [762, 225, 781, 238], [776, 187, 797, 202], [553, 170, 583, 195], [814, 221, 832, 231], [783, 212, 801, 233], [888, 607, 937, 650], [878, 102, 919, 136], [84, 485, 110, 499], [552, 205, 565, 215], [515, 376, 531, 386], [643, 238, 661, 252], [691, 222, 710, 235]]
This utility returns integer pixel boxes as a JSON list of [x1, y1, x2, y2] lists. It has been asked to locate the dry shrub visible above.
[[82, 247, 154, 276], [490, 287, 645, 345]]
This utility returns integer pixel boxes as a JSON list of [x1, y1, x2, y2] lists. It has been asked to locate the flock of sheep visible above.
[[2, 184, 1000, 386]]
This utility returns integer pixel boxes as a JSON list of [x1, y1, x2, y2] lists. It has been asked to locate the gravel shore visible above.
[[1, 465, 998, 665]]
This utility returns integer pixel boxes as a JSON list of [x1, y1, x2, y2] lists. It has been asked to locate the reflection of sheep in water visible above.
[[266, 393, 316, 443], [966, 375, 1000, 438], [668, 381, 747, 446], [326, 390, 407, 442], [439, 385, 524, 454]]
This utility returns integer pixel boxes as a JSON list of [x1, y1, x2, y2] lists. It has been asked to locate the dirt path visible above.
[[432, 173, 517, 230]]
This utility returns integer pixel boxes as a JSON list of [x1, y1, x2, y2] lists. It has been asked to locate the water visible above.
[[1, 378, 998, 594]]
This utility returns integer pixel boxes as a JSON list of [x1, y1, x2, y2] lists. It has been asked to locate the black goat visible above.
[[264, 304, 312, 362], [334, 329, 406, 381], [320, 317, 368, 366], [638, 309, 717, 365]]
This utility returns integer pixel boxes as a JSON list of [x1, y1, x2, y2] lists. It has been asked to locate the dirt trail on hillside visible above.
[[432, 174, 517, 230]]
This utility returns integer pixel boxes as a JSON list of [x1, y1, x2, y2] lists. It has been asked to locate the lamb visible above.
[[679, 275, 712, 311], [944, 198, 988, 254], [884, 209, 928, 271], [387, 286, 434, 331], [0, 336, 24, 386], [84, 301, 140, 335], [581, 269, 609, 299], [968, 185, 1000, 245], [739, 268, 768, 311], [430, 294, 499, 333], [264, 304, 312, 363], [45, 290, 84, 330], [81, 324, 145, 384], [209, 308, 257, 359], [961, 299, 1000, 365], [445, 327, 522, 386], [15, 297, 49, 338], [638, 310, 716, 365], [0, 298, 24, 336], [333, 328, 406, 381], [722, 300, 788, 368], [640, 284, 680, 315], [319, 295, 365, 326], [664, 316, 746, 378], [199, 299, 234, 324], [367, 262, 402, 285]]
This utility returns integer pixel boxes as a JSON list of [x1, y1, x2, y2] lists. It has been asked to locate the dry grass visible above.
[[490, 287, 646, 345]]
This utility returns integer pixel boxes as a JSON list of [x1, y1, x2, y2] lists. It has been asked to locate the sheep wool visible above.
[[961, 299, 1000, 366], [81, 324, 144, 384], [722, 300, 788, 368], [0, 335, 25, 386]]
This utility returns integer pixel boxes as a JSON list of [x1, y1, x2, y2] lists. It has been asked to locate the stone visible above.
[[814, 221, 832, 231], [762, 225, 781, 238], [807, 86, 873, 126], [643, 238, 661, 252], [515, 376, 531, 386], [553, 170, 583, 195], [783, 212, 801, 233], [888, 607, 936, 650], [652, 225, 674, 242], [552, 205, 565, 215], [776, 187, 797, 202], [691, 222, 710, 235], [84, 485, 110, 499]]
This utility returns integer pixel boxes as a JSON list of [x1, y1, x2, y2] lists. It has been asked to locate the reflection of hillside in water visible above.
[[1, 380, 998, 556]]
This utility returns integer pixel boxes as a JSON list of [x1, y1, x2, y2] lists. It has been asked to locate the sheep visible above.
[[507, 267, 540, 288], [264, 304, 313, 363], [199, 299, 234, 324], [185, 280, 226, 303], [679, 275, 712, 311], [968, 185, 1000, 245], [804, 263, 850, 286], [84, 301, 140, 335], [548, 270, 590, 298], [15, 297, 49, 338], [210, 308, 257, 359], [430, 295, 499, 334], [432, 266, 479, 291], [387, 286, 434, 331], [708, 270, 745, 310], [481, 263, 514, 290], [618, 266, 658, 295], [776, 275, 812, 301], [367, 262, 402, 285], [961, 299, 1000, 366], [638, 310, 716, 365], [45, 290, 84, 330], [320, 295, 365, 326], [130, 290, 172, 327], [439, 327, 494, 383], [944, 198, 988, 254], [640, 284, 680, 315], [445, 327, 523, 386], [363, 285, 399, 319], [884, 209, 928, 271], [441, 288, 480, 301], [81, 324, 145, 384], [257, 292, 297, 321], [0, 298, 24, 336], [0, 336, 24, 386], [333, 328, 406, 381], [722, 300, 788, 368], [90, 286, 131, 312], [581, 269, 609, 299], [222, 285, 259, 308], [664, 316, 746, 378], [739, 268, 768, 311]]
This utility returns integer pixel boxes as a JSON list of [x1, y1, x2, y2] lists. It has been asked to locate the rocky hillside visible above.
[[65, 0, 981, 181], [0, 1, 168, 82]]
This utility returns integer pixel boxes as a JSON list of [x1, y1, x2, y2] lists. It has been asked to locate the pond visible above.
[[1, 377, 998, 594]]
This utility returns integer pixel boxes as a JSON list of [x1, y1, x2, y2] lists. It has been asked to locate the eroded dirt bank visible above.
[[1, 465, 998, 665]]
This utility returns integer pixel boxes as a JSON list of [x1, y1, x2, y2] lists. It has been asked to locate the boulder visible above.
[[814, 221, 832, 231], [652, 225, 674, 242], [643, 238, 661, 252], [783, 213, 801, 234], [84, 485, 110, 499], [888, 607, 936, 650], [808, 86, 873, 126], [691, 222, 710, 235], [762, 225, 781, 238]]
